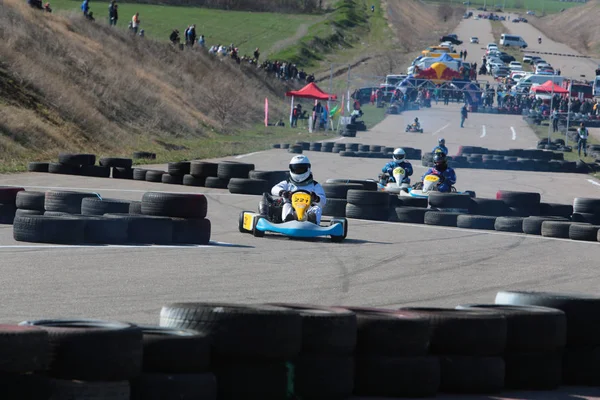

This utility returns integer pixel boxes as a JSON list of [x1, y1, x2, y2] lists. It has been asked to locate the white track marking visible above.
[[0, 241, 239, 250], [480, 125, 486, 138], [432, 123, 450, 136], [587, 179, 600, 188], [235, 151, 264, 159], [511, 127, 517, 140]]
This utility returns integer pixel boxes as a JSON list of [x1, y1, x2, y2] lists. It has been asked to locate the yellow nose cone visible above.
[[291, 192, 311, 221]]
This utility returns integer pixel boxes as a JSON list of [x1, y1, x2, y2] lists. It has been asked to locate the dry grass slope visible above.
[[529, 0, 600, 58], [0, 0, 291, 166]]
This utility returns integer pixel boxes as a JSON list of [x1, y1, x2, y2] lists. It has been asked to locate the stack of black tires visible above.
[[28, 153, 136, 179], [322, 180, 378, 218], [228, 170, 288, 196], [0, 187, 24, 224], [340, 124, 357, 137]]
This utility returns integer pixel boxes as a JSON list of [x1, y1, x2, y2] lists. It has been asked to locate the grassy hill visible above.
[[422, 0, 584, 14]]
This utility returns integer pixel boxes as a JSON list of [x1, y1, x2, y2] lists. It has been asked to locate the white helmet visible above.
[[289, 155, 311, 183], [392, 148, 406, 161]]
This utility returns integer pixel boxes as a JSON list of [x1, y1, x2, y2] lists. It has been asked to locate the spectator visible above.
[[578, 122, 588, 157], [291, 104, 301, 127], [110, 3, 118, 26], [44, 2, 52, 12], [28, 0, 44, 10], [108, 1, 114, 24], [463, 49, 467, 60], [131, 12, 140, 34], [170, 29, 180, 45], [139, 29, 144, 37], [460, 50, 464, 59], [552, 109, 559, 132], [254, 48, 260, 61], [198, 34, 205, 47], [187, 24, 197, 47], [86, 11, 95, 21], [81, 0, 89, 16], [460, 104, 468, 128]]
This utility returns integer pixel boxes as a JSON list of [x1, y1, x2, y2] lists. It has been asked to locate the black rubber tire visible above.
[[494, 216, 525, 232], [346, 190, 390, 206], [296, 141, 310, 150], [182, 174, 206, 187], [541, 220, 574, 238], [145, 170, 165, 183], [308, 143, 322, 152], [139, 326, 210, 373], [455, 304, 566, 352], [457, 214, 497, 230], [99, 157, 133, 169], [132, 151, 156, 159], [28, 162, 50, 172], [439, 356, 504, 393], [322, 198, 346, 217], [81, 198, 131, 215], [540, 202, 573, 217], [167, 162, 191, 176], [354, 356, 440, 397], [348, 308, 432, 356], [217, 162, 254, 180], [0, 325, 49, 373], [44, 191, 99, 214], [522, 216, 568, 235], [161, 174, 184, 185], [469, 198, 511, 216], [211, 359, 287, 400], [81, 216, 129, 244], [248, 170, 288, 187], [15, 209, 43, 217], [569, 223, 600, 241], [103, 214, 173, 245], [395, 207, 428, 224], [15, 191, 45, 211], [18, 319, 142, 381], [339, 151, 355, 157], [399, 307, 507, 356], [50, 380, 130, 400], [204, 177, 229, 189], [227, 178, 268, 195], [159, 303, 302, 359], [130, 373, 216, 400], [13, 215, 86, 244], [572, 212, 600, 224], [58, 153, 96, 167], [171, 218, 211, 245], [0, 373, 52, 400], [80, 165, 111, 178], [267, 304, 356, 355], [496, 190, 541, 207], [133, 169, 149, 181], [48, 163, 80, 175], [129, 201, 142, 215], [396, 196, 428, 208], [563, 347, 600, 385], [325, 179, 378, 191], [424, 211, 460, 227], [495, 290, 600, 347], [43, 211, 71, 217], [428, 192, 472, 209], [141, 192, 207, 218], [322, 183, 363, 199], [293, 355, 354, 400], [345, 203, 388, 221], [510, 205, 540, 217], [190, 162, 218, 178], [504, 351, 562, 390], [112, 167, 133, 180], [573, 197, 600, 214]]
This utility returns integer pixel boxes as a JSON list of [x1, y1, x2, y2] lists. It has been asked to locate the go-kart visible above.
[[405, 123, 424, 133], [400, 174, 475, 199], [374, 166, 411, 193], [239, 190, 348, 242]]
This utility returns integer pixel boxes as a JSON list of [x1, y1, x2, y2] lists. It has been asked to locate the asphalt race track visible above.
[[1, 15, 600, 400]]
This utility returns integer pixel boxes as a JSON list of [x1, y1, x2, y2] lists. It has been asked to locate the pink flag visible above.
[[264, 98, 269, 127]]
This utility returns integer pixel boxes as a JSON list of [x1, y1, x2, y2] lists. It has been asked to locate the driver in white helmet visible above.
[[380, 148, 413, 185], [271, 155, 327, 224]]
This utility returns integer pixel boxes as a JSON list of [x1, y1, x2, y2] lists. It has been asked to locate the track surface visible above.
[[1, 15, 600, 400]]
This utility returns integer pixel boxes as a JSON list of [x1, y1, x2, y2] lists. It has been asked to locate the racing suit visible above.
[[381, 160, 413, 184], [271, 176, 327, 224], [421, 166, 456, 193], [432, 145, 448, 155]]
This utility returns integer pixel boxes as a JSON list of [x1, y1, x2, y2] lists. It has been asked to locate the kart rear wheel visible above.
[[252, 216, 265, 238], [330, 218, 348, 243], [238, 211, 245, 233]]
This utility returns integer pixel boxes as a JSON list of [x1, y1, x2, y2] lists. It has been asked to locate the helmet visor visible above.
[[290, 163, 310, 175]]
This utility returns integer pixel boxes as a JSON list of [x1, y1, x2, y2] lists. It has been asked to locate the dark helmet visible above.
[[580, 122, 585, 127], [414, 117, 419, 122], [433, 152, 447, 170]]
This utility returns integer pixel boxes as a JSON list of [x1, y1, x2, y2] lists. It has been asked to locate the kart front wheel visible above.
[[330, 218, 348, 243], [252, 216, 265, 237]]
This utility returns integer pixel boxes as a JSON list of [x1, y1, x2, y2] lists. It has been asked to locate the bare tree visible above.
[[203, 79, 245, 130], [437, 4, 453, 22]]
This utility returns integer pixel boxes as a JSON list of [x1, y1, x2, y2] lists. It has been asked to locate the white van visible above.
[[500, 34, 528, 48], [594, 76, 600, 97], [516, 74, 564, 91]]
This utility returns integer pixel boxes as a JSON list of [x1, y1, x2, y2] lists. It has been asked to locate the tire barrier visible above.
[[277, 143, 422, 160], [13, 191, 211, 245], [0, 187, 24, 224]]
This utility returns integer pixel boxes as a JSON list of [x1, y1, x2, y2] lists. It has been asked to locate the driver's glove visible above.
[[438, 175, 445, 183], [279, 190, 292, 199], [310, 191, 320, 203], [386, 168, 393, 174]]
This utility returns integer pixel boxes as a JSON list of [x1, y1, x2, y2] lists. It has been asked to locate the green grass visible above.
[[428, 0, 583, 14], [49, 0, 322, 58], [359, 104, 387, 129]]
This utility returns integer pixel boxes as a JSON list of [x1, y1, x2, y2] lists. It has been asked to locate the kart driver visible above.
[[421, 152, 456, 193], [432, 138, 448, 155], [413, 117, 420, 129], [271, 155, 327, 224], [380, 148, 413, 185]]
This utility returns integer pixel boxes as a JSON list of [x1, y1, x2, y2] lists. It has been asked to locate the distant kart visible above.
[[406, 124, 424, 133], [401, 174, 475, 199], [239, 190, 347, 242], [372, 166, 411, 194]]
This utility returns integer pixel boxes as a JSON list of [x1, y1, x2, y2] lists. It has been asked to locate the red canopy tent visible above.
[[530, 80, 568, 94], [285, 82, 337, 100]]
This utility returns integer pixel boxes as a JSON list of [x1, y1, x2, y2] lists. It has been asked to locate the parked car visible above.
[[440, 35, 463, 45], [470, 37, 479, 44]]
